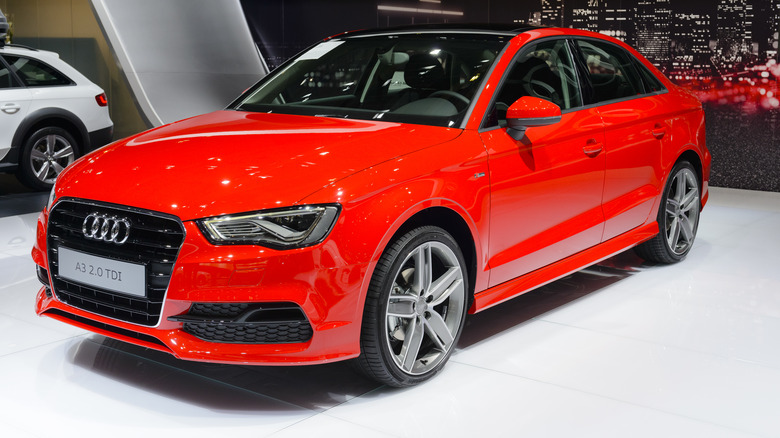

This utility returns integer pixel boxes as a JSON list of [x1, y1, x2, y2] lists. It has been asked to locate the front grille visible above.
[[172, 302, 314, 344], [47, 199, 185, 326]]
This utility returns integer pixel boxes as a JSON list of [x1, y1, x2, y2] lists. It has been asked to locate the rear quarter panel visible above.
[[666, 87, 710, 202], [30, 84, 112, 133]]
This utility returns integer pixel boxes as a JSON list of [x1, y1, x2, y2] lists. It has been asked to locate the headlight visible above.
[[198, 204, 340, 249]]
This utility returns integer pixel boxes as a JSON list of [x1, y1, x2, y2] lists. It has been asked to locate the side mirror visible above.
[[506, 96, 562, 141]]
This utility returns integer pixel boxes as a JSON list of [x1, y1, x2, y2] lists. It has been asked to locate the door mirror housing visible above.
[[506, 97, 562, 140]]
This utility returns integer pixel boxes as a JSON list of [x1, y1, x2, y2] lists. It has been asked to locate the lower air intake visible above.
[[172, 302, 313, 344]]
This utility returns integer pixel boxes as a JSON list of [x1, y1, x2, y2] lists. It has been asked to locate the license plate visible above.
[[58, 246, 146, 298]]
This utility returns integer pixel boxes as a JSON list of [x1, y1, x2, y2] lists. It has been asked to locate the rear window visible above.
[[633, 59, 666, 93]]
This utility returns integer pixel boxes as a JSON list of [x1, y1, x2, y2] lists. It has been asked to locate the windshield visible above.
[[232, 33, 511, 128]]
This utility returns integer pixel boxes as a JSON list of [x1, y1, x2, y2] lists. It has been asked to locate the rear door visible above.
[[0, 55, 32, 156], [480, 38, 606, 287], [573, 38, 673, 241]]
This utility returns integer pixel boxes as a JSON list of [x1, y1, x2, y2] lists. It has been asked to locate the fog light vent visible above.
[[169, 302, 313, 344]]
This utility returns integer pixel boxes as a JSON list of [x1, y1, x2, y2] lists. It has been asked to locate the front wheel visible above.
[[355, 226, 469, 387], [636, 160, 701, 263], [18, 127, 79, 191]]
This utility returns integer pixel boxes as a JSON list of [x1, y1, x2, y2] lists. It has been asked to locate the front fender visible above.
[[300, 130, 491, 326]]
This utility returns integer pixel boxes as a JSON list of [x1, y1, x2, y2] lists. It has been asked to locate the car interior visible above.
[[492, 40, 581, 126], [241, 37, 503, 124], [577, 40, 645, 102]]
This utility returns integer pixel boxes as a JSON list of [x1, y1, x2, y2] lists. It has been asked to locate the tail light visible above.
[[95, 93, 108, 107]]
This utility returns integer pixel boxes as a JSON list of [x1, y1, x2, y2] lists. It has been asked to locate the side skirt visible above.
[[470, 221, 659, 313]]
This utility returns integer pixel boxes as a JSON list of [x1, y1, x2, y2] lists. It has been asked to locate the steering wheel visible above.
[[429, 90, 470, 110], [520, 63, 559, 101], [527, 80, 557, 100]]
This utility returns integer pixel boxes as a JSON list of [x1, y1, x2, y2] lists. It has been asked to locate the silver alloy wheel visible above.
[[664, 167, 700, 255], [29, 134, 75, 184], [384, 241, 466, 375]]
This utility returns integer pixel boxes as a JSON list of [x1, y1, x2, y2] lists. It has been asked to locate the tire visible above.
[[636, 160, 701, 263], [17, 127, 79, 191], [355, 226, 469, 387]]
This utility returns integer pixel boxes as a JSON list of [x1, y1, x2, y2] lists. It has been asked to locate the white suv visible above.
[[1, 33, 113, 190]]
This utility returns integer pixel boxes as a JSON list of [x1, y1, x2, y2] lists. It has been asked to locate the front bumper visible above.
[[33, 207, 369, 365]]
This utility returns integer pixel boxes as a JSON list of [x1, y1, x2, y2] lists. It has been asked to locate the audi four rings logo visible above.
[[82, 213, 131, 245]]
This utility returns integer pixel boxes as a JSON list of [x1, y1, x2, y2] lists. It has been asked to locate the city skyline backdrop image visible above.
[[241, 0, 780, 192]]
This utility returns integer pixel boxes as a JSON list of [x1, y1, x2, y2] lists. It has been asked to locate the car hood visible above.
[[56, 110, 461, 220]]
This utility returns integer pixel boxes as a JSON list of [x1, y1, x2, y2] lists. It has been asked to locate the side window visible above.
[[490, 39, 582, 127], [633, 59, 666, 93], [0, 58, 15, 89], [3, 55, 73, 87], [575, 39, 645, 103]]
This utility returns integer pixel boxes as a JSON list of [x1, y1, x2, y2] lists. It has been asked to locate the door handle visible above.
[[583, 139, 603, 157], [1, 103, 21, 115], [652, 123, 667, 139]]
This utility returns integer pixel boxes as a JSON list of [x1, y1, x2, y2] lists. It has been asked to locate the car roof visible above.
[[0, 44, 45, 55], [0, 44, 74, 66], [338, 23, 548, 38], [0, 44, 41, 56]]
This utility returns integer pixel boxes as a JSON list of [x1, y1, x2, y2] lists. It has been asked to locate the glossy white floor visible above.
[[1, 186, 779, 437]]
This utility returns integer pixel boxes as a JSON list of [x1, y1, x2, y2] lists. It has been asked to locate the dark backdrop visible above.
[[240, 0, 780, 193]]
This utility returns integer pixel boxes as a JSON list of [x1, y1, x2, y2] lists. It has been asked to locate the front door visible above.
[[481, 38, 606, 287]]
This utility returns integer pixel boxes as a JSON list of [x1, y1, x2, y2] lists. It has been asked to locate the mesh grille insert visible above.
[[183, 321, 313, 344], [175, 302, 313, 344]]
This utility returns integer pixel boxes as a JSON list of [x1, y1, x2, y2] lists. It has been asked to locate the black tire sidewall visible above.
[[18, 126, 79, 191], [657, 160, 700, 262]]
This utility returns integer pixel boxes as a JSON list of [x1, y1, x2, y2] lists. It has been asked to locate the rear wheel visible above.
[[18, 127, 78, 191], [636, 161, 701, 263], [355, 226, 468, 387]]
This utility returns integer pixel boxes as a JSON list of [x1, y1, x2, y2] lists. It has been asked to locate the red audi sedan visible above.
[[32, 24, 710, 387]]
